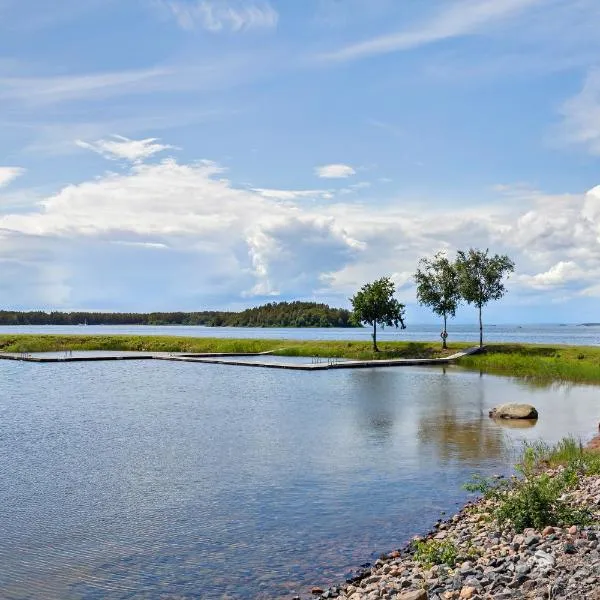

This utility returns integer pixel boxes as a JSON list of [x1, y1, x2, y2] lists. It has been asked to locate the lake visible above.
[[1, 323, 600, 346], [1, 358, 599, 599]]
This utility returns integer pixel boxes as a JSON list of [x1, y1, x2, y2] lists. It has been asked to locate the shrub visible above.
[[465, 440, 594, 532], [413, 539, 459, 568]]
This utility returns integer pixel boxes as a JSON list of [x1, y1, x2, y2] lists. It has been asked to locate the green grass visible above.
[[457, 343, 600, 384], [4, 335, 600, 385], [464, 438, 600, 532], [0, 334, 466, 361]]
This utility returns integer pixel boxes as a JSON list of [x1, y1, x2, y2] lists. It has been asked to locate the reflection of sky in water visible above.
[[0, 361, 598, 599]]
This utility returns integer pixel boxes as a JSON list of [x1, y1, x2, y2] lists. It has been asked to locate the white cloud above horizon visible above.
[[316, 164, 356, 179], [0, 166, 25, 188], [2, 145, 600, 311], [318, 0, 542, 62], [158, 0, 278, 32], [75, 135, 175, 162]]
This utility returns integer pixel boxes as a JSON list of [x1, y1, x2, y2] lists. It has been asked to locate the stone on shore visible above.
[[488, 403, 538, 419], [310, 470, 600, 600]]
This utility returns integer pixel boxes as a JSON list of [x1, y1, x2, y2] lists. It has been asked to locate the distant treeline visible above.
[[0, 301, 356, 328]]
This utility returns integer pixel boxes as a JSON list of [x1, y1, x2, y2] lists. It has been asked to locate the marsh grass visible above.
[[4, 335, 600, 384], [457, 343, 600, 384], [0, 335, 468, 360]]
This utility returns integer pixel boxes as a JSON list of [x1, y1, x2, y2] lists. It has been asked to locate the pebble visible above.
[[304, 470, 600, 600]]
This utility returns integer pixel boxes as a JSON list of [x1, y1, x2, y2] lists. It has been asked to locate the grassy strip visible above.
[[3, 335, 600, 384], [0, 334, 467, 361], [457, 343, 600, 384]]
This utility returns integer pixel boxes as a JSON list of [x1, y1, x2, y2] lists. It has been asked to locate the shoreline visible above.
[[302, 436, 600, 600], [2, 334, 600, 383]]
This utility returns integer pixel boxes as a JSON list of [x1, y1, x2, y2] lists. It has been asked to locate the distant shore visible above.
[[2, 334, 600, 384]]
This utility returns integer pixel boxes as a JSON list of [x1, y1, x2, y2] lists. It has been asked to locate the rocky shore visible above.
[[303, 469, 600, 600]]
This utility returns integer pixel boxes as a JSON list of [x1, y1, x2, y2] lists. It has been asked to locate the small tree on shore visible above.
[[414, 252, 460, 350], [455, 248, 515, 347], [350, 277, 406, 352]]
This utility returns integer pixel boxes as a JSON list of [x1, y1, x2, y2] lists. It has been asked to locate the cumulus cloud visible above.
[[159, 0, 278, 32], [75, 135, 174, 162], [0, 167, 25, 188], [3, 146, 600, 310], [315, 163, 356, 179]]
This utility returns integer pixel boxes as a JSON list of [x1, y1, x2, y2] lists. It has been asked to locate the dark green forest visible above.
[[0, 301, 356, 328]]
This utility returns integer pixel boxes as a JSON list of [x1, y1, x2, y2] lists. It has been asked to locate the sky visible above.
[[1, 0, 600, 323]]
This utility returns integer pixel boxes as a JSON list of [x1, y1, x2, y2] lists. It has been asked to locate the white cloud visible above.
[[319, 0, 542, 62], [4, 148, 600, 309], [0, 166, 24, 188], [518, 261, 585, 289], [252, 188, 333, 201], [316, 164, 356, 179], [159, 0, 278, 32], [559, 68, 600, 155], [0, 67, 171, 105], [76, 135, 175, 163]]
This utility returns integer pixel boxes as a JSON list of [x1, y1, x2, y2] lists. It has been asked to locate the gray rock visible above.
[[489, 403, 538, 419]]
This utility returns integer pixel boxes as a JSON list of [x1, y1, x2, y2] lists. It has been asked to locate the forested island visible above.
[[0, 301, 355, 328]]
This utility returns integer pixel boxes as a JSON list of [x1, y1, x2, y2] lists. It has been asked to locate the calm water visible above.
[[1, 359, 599, 600], [2, 323, 600, 345]]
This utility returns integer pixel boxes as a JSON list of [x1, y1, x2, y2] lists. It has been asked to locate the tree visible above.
[[414, 252, 460, 349], [455, 248, 515, 347], [350, 277, 406, 352]]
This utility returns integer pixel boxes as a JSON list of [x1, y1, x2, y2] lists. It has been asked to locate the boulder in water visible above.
[[489, 403, 538, 420]]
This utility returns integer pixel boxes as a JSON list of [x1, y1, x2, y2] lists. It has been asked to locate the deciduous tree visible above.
[[350, 277, 406, 352], [414, 252, 460, 349], [455, 248, 515, 347]]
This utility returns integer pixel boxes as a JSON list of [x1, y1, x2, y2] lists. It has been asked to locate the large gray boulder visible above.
[[489, 403, 538, 420]]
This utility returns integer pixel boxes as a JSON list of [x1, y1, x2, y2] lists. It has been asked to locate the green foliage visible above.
[[413, 539, 459, 568], [0, 334, 467, 359], [455, 248, 515, 307], [465, 439, 596, 532], [350, 277, 406, 351], [0, 302, 355, 328], [414, 252, 460, 348], [455, 248, 515, 346], [457, 343, 600, 384]]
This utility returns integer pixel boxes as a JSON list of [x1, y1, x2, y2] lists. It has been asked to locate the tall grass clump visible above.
[[465, 438, 598, 532], [458, 344, 600, 384]]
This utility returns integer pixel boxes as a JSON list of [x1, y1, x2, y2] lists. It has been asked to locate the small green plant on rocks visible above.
[[413, 539, 459, 568], [465, 443, 594, 532]]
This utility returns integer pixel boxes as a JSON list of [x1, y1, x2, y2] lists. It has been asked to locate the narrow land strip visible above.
[[2, 335, 600, 382]]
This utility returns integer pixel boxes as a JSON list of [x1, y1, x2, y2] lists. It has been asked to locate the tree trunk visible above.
[[479, 304, 483, 347], [372, 321, 379, 352], [442, 313, 447, 350]]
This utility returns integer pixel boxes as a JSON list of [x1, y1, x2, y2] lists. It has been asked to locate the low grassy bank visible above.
[[457, 343, 600, 384], [2, 335, 600, 384], [0, 334, 466, 360]]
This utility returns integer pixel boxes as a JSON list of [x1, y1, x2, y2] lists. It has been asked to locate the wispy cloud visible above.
[[0, 166, 25, 188], [316, 164, 356, 179], [318, 0, 542, 62], [0, 67, 171, 105], [558, 68, 600, 155], [159, 0, 278, 32], [76, 135, 175, 163]]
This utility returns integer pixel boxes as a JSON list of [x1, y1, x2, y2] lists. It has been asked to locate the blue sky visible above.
[[1, 0, 600, 323]]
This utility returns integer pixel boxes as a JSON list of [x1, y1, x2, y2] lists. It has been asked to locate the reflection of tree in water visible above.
[[349, 370, 404, 442], [416, 371, 507, 465]]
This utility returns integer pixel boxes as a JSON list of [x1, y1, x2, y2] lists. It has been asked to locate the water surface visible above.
[[1, 359, 598, 599], [2, 323, 600, 346]]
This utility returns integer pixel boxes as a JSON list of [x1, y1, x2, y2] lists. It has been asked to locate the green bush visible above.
[[465, 441, 594, 532], [413, 539, 459, 568]]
